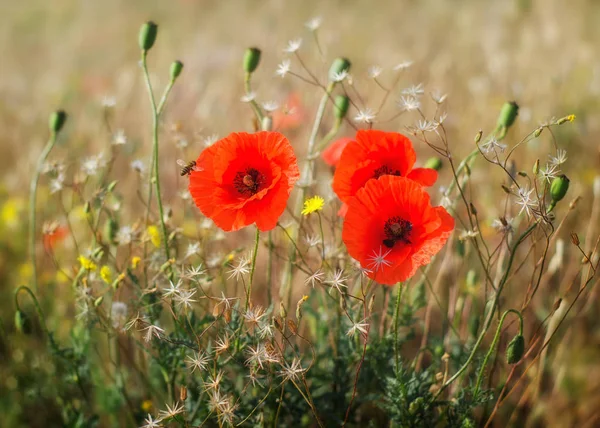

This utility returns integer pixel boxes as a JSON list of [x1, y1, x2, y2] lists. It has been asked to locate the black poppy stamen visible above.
[[373, 165, 401, 179], [383, 216, 413, 248], [234, 168, 263, 196]]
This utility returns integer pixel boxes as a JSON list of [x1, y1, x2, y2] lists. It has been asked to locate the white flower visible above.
[[393, 60, 413, 71], [227, 256, 251, 280], [162, 280, 182, 298], [214, 292, 239, 311], [158, 402, 185, 420], [548, 149, 567, 166], [399, 96, 420, 111], [368, 65, 383, 79], [183, 264, 206, 279], [176, 137, 188, 149], [367, 246, 393, 272], [539, 163, 560, 182], [131, 159, 146, 174], [116, 226, 133, 245], [81, 154, 105, 176], [112, 129, 127, 145], [354, 108, 376, 123], [305, 16, 322, 31], [325, 269, 347, 293], [184, 242, 201, 259], [243, 305, 266, 326], [480, 137, 507, 154], [331, 70, 349, 82], [347, 319, 369, 337], [215, 336, 230, 354], [279, 358, 305, 382], [261, 101, 280, 112], [491, 217, 514, 234], [459, 229, 480, 240], [143, 324, 165, 342], [173, 289, 198, 310], [515, 186, 537, 217], [304, 234, 321, 247], [431, 91, 448, 104], [284, 38, 303, 53], [241, 92, 257, 103], [49, 173, 65, 194], [305, 269, 324, 287], [401, 83, 425, 97], [258, 321, 274, 339], [276, 59, 291, 78], [202, 134, 219, 147], [186, 351, 211, 373], [246, 343, 278, 369], [140, 414, 162, 428]]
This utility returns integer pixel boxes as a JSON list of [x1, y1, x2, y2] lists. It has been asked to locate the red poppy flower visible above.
[[43, 224, 69, 252], [189, 131, 300, 232], [272, 92, 305, 130], [321, 137, 352, 167], [332, 130, 438, 216], [342, 175, 454, 285]]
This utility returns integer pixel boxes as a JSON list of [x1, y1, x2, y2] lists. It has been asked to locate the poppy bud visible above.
[[550, 174, 570, 203], [506, 334, 525, 364], [328, 57, 351, 82], [424, 157, 443, 171], [139, 21, 158, 51], [49, 110, 67, 134], [170, 60, 184, 80], [333, 95, 350, 119], [279, 302, 287, 319], [496, 101, 519, 130], [534, 127, 543, 138], [243, 47, 261, 74], [15, 310, 32, 334]]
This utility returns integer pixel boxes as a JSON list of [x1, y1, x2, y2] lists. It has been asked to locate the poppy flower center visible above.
[[373, 165, 401, 179], [383, 216, 412, 248], [233, 168, 264, 196]]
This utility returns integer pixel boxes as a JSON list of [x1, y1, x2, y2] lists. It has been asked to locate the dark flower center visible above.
[[234, 168, 264, 196], [373, 165, 401, 179], [383, 216, 413, 248]]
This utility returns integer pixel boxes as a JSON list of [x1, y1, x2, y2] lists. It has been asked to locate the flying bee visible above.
[[177, 159, 202, 176]]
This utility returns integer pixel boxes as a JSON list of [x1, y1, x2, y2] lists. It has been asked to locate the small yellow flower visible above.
[[100, 266, 112, 284], [131, 256, 141, 269], [141, 399, 153, 413], [147, 225, 161, 248], [18, 263, 33, 281], [78, 255, 97, 271], [567, 114, 575, 122], [1, 198, 24, 228], [301, 195, 325, 216]]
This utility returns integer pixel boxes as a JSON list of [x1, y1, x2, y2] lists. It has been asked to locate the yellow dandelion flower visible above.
[[100, 265, 112, 284], [147, 225, 161, 248], [78, 255, 97, 271], [131, 256, 141, 269], [301, 195, 325, 216], [567, 114, 576, 122]]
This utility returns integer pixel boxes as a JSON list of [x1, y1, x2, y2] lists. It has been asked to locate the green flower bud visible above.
[[243, 47, 261, 74], [170, 60, 184, 80], [94, 296, 104, 307], [474, 130, 483, 144], [49, 110, 67, 134], [15, 310, 32, 334], [333, 95, 350, 119], [424, 157, 443, 171], [550, 174, 570, 203], [534, 127, 543, 138], [279, 302, 287, 319], [506, 334, 525, 364], [104, 218, 119, 244], [139, 21, 158, 51], [496, 101, 519, 130], [328, 57, 351, 82]]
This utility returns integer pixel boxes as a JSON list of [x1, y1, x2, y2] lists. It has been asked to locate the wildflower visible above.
[[140, 414, 162, 428], [399, 95, 420, 111], [279, 358, 305, 382], [243, 305, 266, 327], [241, 91, 257, 102], [215, 335, 230, 354], [202, 134, 219, 146], [342, 176, 454, 285], [368, 65, 383, 79], [78, 255, 97, 271], [347, 319, 370, 337], [214, 292, 239, 311], [515, 186, 537, 217], [325, 269, 347, 293], [431, 91, 448, 104], [261, 100, 279, 112], [205, 371, 224, 390], [42, 222, 68, 251], [100, 265, 113, 284], [131, 159, 146, 174], [184, 242, 201, 259], [49, 173, 65, 194], [81, 154, 105, 176], [276, 59, 291, 78], [401, 84, 425, 97], [227, 256, 250, 280], [305, 269, 324, 287], [189, 132, 300, 231], [305, 16, 322, 31], [492, 217, 514, 234], [246, 343, 273, 369], [141, 400, 153, 413], [354, 108, 376, 123], [301, 195, 325, 215], [183, 264, 206, 279], [304, 234, 321, 247], [539, 163, 560, 182], [131, 256, 141, 269], [258, 321, 274, 338], [283, 38, 303, 53], [173, 289, 198, 310], [480, 137, 507, 154], [113, 129, 127, 145], [186, 351, 211, 373], [117, 226, 134, 245], [146, 225, 161, 248], [158, 402, 185, 420], [332, 130, 438, 216], [162, 280, 182, 298], [331, 69, 349, 82], [393, 60, 413, 71], [548, 149, 567, 166], [143, 324, 165, 342], [459, 229, 480, 240], [367, 246, 393, 272]]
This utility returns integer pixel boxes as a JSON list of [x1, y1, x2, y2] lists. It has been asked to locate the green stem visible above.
[[15, 285, 51, 340], [473, 309, 523, 396], [246, 226, 260, 311], [435, 221, 537, 398], [29, 132, 58, 291], [393, 284, 404, 372], [244, 72, 264, 122]]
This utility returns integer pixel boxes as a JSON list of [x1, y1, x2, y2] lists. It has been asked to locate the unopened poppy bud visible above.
[[261, 115, 273, 131], [496, 101, 519, 130], [279, 302, 287, 319], [139, 21, 158, 51], [506, 334, 525, 364], [534, 127, 543, 138], [49, 110, 67, 134], [424, 157, 443, 171], [474, 130, 483, 144], [550, 174, 570, 203], [501, 185, 511, 194], [333, 95, 350, 119], [243, 47, 261, 73], [328, 57, 351, 82], [469, 203, 477, 216], [15, 310, 31, 334], [518, 171, 527, 178], [170, 60, 184, 80]]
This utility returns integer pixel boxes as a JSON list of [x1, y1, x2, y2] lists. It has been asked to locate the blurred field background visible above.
[[2, 0, 600, 426]]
